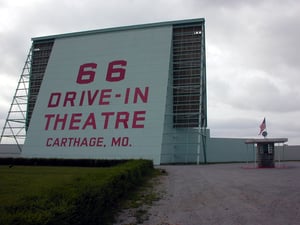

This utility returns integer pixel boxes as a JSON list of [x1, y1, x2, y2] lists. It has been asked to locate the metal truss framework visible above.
[[0, 39, 54, 151], [0, 46, 33, 151], [172, 22, 207, 128], [172, 21, 207, 163]]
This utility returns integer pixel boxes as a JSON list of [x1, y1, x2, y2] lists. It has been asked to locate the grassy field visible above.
[[0, 166, 110, 207], [0, 160, 154, 225]]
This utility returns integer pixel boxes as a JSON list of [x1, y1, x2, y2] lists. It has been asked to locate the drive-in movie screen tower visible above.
[[1, 19, 207, 165]]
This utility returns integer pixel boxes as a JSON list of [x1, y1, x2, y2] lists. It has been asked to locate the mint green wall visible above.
[[207, 137, 251, 162], [23, 25, 172, 165], [162, 128, 200, 164]]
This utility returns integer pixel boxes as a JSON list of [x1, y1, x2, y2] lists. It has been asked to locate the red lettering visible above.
[[48, 93, 61, 108], [79, 90, 86, 106], [46, 137, 52, 146], [101, 112, 115, 129], [80, 137, 88, 146], [53, 138, 60, 146], [111, 136, 130, 146], [106, 60, 127, 82], [63, 91, 76, 107], [124, 88, 130, 104], [45, 136, 105, 147], [132, 111, 146, 128], [61, 138, 67, 146], [100, 111, 146, 129], [73, 137, 80, 146], [87, 90, 99, 105], [115, 112, 129, 128], [88, 137, 96, 146], [134, 87, 149, 103], [99, 89, 112, 105], [76, 63, 97, 84], [45, 113, 98, 130], [69, 113, 82, 130], [44, 114, 55, 130], [96, 137, 104, 146], [111, 137, 121, 146], [82, 113, 96, 129], [54, 114, 68, 130]]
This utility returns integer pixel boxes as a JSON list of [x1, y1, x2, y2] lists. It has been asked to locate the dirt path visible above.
[[115, 162, 300, 225]]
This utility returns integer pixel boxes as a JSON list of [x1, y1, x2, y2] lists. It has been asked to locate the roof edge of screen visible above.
[[31, 18, 205, 41]]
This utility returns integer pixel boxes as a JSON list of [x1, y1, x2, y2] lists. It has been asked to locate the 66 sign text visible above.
[[76, 60, 127, 84]]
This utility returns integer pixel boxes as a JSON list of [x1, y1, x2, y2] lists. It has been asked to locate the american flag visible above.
[[259, 118, 266, 135]]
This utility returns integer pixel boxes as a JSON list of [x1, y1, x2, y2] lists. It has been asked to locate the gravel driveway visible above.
[[115, 162, 300, 225]]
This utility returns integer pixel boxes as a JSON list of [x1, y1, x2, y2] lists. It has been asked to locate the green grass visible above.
[[0, 160, 154, 225], [0, 166, 108, 206]]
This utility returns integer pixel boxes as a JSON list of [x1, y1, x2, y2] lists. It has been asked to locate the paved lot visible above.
[[116, 162, 300, 225]]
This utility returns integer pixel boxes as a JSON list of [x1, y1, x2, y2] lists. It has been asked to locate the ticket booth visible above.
[[257, 142, 275, 168], [245, 138, 288, 168]]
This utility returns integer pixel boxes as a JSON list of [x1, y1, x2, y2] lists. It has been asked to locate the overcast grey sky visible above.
[[1, 0, 299, 144]]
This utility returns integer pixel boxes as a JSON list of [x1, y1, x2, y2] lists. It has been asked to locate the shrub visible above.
[[0, 157, 128, 167], [0, 160, 154, 225]]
